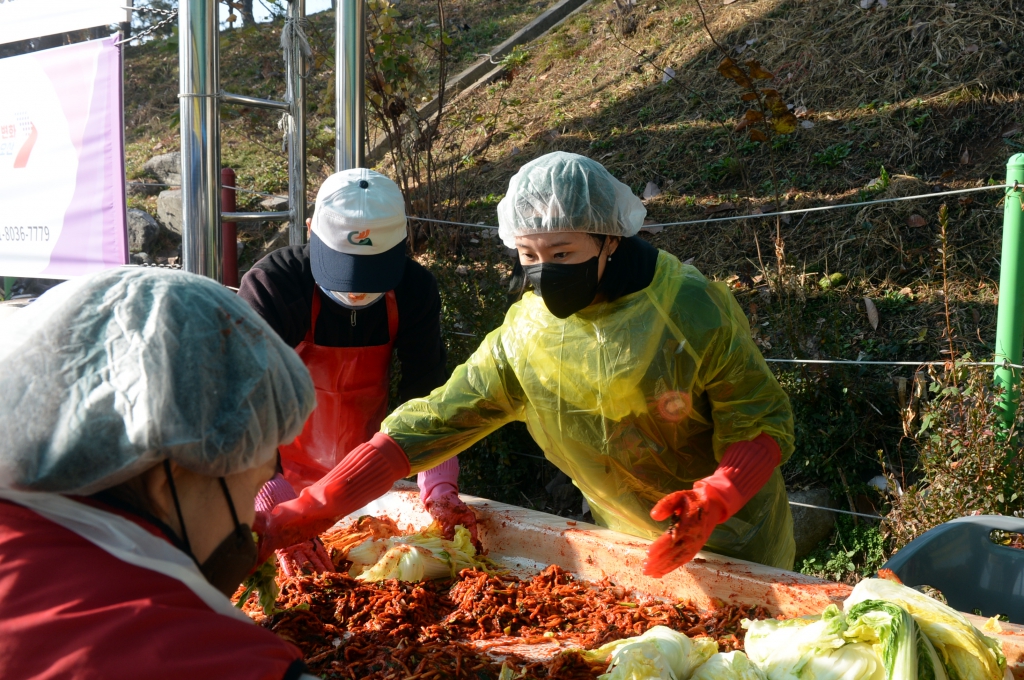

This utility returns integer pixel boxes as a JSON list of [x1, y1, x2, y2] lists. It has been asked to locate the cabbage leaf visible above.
[[691, 651, 766, 680]]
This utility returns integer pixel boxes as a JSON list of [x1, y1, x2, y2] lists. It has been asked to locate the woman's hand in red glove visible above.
[[425, 485, 481, 552], [276, 538, 334, 577], [642, 484, 724, 578], [642, 433, 783, 578]]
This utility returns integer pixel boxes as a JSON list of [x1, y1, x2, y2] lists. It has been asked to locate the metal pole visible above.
[[178, 0, 222, 281], [221, 168, 239, 287], [287, 0, 308, 245], [336, 0, 365, 170], [994, 153, 1024, 425]]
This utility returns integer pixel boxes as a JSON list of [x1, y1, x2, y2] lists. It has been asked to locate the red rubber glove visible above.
[[419, 457, 481, 551], [643, 433, 781, 578], [254, 433, 410, 564], [254, 475, 335, 576]]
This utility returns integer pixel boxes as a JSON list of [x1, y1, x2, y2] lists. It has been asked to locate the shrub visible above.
[[885, 364, 1024, 552]]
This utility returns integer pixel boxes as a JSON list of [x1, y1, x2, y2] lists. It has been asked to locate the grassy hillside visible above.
[[123, 0, 1024, 580]]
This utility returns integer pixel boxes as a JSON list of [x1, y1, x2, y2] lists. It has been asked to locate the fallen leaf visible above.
[[964, 44, 979, 53], [800, 120, 815, 129], [661, 67, 676, 84], [643, 181, 662, 200], [1002, 124, 1022, 138], [879, 0, 887, 6], [590, 100, 600, 109], [859, 0, 874, 8], [911, 21, 929, 39], [864, 297, 879, 330], [960, 148, 971, 164], [544, 129, 561, 142], [741, 92, 758, 101], [510, 146, 521, 156], [794, 105, 808, 117], [705, 202, 737, 215], [682, 257, 695, 265], [958, 195, 974, 207], [899, 287, 913, 297], [940, 169, 956, 179], [538, 74, 549, 81], [906, 214, 927, 227], [749, 303, 758, 314], [972, 308, 981, 326], [749, 128, 768, 142], [723, 0, 740, 5]]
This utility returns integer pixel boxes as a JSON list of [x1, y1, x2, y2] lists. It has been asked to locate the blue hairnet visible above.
[[497, 151, 646, 248], [0, 268, 315, 495]]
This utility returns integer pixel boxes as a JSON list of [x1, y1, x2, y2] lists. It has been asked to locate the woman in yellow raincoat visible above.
[[258, 152, 796, 574]]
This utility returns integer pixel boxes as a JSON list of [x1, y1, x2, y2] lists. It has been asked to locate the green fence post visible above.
[[994, 154, 1024, 425], [2, 277, 12, 301]]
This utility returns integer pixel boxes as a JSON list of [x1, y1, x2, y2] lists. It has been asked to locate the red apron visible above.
[[280, 288, 399, 490]]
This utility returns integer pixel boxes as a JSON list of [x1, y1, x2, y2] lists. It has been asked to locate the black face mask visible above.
[[523, 256, 601, 319], [164, 461, 258, 598]]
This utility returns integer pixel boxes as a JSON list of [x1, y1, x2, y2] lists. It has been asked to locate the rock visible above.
[[127, 209, 160, 253], [156, 189, 183, 235], [251, 222, 291, 264], [260, 196, 289, 211], [143, 152, 181, 186], [789, 488, 837, 559], [127, 181, 163, 197], [130, 251, 152, 265]]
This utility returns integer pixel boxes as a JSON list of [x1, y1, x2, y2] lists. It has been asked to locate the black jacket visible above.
[[238, 245, 448, 403]]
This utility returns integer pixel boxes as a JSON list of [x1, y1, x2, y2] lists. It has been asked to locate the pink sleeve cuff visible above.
[[255, 473, 297, 513], [418, 456, 460, 505]]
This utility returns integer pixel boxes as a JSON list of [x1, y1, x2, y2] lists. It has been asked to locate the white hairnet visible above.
[[0, 268, 316, 495], [497, 151, 646, 249]]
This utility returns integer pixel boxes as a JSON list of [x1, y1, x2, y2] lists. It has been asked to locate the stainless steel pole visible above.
[[336, 0, 365, 170], [178, 0, 222, 280], [287, 0, 308, 245]]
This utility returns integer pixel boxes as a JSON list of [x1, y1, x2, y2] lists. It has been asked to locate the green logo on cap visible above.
[[347, 230, 373, 246]]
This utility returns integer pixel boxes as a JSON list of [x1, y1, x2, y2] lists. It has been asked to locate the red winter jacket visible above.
[[0, 499, 305, 680]]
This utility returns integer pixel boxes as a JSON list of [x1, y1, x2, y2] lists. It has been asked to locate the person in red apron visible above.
[[0, 268, 318, 680], [239, 169, 476, 573]]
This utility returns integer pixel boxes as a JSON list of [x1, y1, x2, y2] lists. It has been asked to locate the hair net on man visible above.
[[497, 151, 646, 249], [0, 268, 316, 496]]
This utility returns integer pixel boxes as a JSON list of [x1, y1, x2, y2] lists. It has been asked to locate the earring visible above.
[[607, 256, 613, 261]]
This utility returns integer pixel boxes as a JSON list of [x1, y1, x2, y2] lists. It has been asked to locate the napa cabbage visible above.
[[844, 599, 948, 680], [743, 605, 885, 680], [350, 524, 492, 582], [582, 626, 718, 680], [845, 579, 1005, 680]]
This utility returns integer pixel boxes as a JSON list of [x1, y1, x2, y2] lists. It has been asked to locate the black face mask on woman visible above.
[[163, 461, 258, 597], [523, 256, 601, 319]]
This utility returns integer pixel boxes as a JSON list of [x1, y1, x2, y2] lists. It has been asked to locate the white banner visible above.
[[0, 0, 126, 45], [0, 38, 127, 277]]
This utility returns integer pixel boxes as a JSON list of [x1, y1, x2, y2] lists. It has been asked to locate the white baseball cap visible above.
[[309, 168, 408, 293]]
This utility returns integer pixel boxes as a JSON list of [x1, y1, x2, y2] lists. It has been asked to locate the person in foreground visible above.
[[257, 151, 796, 576], [0, 268, 318, 680], [240, 169, 474, 574]]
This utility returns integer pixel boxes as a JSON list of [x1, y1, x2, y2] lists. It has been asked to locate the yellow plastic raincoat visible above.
[[382, 251, 796, 569]]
